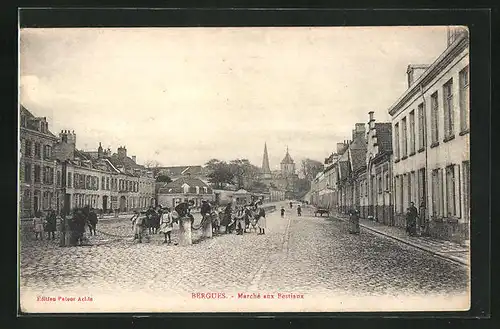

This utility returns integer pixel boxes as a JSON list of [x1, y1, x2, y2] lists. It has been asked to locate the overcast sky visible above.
[[20, 27, 448, 169]]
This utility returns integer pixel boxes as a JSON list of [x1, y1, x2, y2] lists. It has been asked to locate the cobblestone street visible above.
[[19, 202, 469, 313]]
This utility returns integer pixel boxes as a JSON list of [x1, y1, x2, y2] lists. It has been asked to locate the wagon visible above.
[[314, 208, 330, 217]]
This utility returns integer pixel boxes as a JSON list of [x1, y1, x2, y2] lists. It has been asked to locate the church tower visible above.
[[261, 142, 272, 180], [280, 146, 296, 177]]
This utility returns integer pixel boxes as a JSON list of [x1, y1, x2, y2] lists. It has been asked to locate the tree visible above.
[[248, 180, 268, 193], [144, 160, 162, 177], [301, 158, 324, 182], [204, 159, 234, 189], [229, 159, 261, 190], [294, 178, 312, 199], [156, 175, 172, 183]]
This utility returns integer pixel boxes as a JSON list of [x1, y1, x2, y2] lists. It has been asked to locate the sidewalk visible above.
[[334, 213, 469, 266]]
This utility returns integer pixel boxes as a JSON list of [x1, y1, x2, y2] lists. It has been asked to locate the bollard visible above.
[[202, 216, 212, 239], [178, 217, 192, 246], [64, 218, 72, 246]]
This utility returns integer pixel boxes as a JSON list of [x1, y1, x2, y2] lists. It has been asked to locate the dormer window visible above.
[[182, 183, 190, 194], [203, 187, 208, 194], [196, 186, 200, 194]]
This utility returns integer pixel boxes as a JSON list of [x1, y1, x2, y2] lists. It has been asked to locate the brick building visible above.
[[19, 105, 59, 218], [363, 112, 394, 225]]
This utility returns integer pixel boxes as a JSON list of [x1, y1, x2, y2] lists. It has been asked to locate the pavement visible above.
[[333, 211, 469, 266], [19, 201, 469, 313]]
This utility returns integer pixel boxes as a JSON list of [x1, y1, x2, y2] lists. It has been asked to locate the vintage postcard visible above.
[[18, 25, 470, 313]]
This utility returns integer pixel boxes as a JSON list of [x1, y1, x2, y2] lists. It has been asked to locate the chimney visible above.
[[368, 111, 375, 130], [97, 142, 103, 159], [407, 64, 430, 88], [447, 26, 468, 46], [132, 156, 136, 163], [117, 146, 127, 158], [337, 142, 347, 155]]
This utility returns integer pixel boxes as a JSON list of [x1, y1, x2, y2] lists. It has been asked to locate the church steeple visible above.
[[261, 142, 272, 179]]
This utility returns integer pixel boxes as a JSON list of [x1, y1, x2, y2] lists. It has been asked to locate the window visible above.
[[34, 142, 41, 159], [417, 103, 426, 150], [409, 110, 416, 154], [106, 177, 110, 190], [57, 171, 61, 187], [462, 161, 470, 222], [410, 171, 416, 204], [398, 175, 404, 213], [44, 145, 52, 159], [101, 176, 105, 190], [418, 168, 426, 206], [443, 79, 454, 139], [446, 165, 456, 217], [377, 174, 382, 193], [25, 140, 32, 157], [86, 176, 91, 189], [24, 163, 31, 183], [34, 165, 41, 183], [459, 66, 470, 132], [385, 172, 389, 191], [364, 180, 368, 196], [431, 169, 444, 217], [68, 172, 72, 188], [43, 191, 49, 209], [401, 117, 408, 157], [431, 92, 439, 144], [23, 190, 31, 209], [394, 123, 400, 159]]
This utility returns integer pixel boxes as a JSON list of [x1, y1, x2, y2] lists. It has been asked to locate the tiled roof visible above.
[[157, 166, 203, 177], [157, 176, 211, 194], [374, 123, 393, 154], [281, 150, 294, 164], [107, 154, 145, 171], [350, 149, 367, 173], [20, 105, 58, 138], [338, 161, 350, 181]]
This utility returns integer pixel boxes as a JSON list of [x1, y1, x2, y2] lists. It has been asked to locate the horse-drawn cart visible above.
[[314, 207, 330, 217]]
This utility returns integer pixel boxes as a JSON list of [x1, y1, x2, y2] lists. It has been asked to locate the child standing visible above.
[[280, 206, 285, 218], [159, 207, 173, 244], [33, 211, 44, 240]]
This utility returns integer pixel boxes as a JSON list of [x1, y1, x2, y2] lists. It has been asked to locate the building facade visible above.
[[157, 176, 214, 209], [389, 28, 469, 243], [363, 112, 394, 225], [53, 131, 155, 215], [337, 123, 367, 214], [19, 106, 59, 218]]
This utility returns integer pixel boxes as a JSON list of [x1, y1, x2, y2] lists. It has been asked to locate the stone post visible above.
[[178, 217, 192, 246], [202, 215, 212, 238], [64, 217, 72, 246]]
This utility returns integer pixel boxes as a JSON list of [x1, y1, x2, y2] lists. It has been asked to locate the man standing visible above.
[[406, 202, 419, 237], [200, 200, 212, 220], [297, 205, 302, 217], [419, 199, 427, 236]]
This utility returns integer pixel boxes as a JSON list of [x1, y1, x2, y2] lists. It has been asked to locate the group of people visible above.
[[31, 206, 99, 246], [129, 199, 268, 244], [280, 203, 302, 218]]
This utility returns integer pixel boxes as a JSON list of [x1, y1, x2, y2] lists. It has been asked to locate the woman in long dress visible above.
[[256, 204, 266, 235], [33, 211, 44, 240]]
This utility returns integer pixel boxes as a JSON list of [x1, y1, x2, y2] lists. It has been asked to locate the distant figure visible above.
[[419, 199, 427, 235], [87, 208, 98, 236], [280, 206, 285, 218], [406, 202, 418, 237], [44, 209, 57, 240], [200, 200, 212, 221], [235, 207, 246, 235], [33, 211, 44, 240], [297, 205, 302, 217], [289, 201, 293, 209], [255, 202, 266, 235], [348, 208, 360, 234]]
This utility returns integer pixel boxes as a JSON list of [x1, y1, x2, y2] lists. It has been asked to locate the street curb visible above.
[[335, 216, 469, 267]]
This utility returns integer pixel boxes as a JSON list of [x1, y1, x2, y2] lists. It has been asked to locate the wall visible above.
[[391, 42, 469, 242]]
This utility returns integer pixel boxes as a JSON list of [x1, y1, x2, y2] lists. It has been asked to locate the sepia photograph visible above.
[[18, 24, 470, 313]]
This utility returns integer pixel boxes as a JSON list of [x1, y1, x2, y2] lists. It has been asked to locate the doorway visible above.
[[103, 195, 108, 213], [119, 196, 127, 212]]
